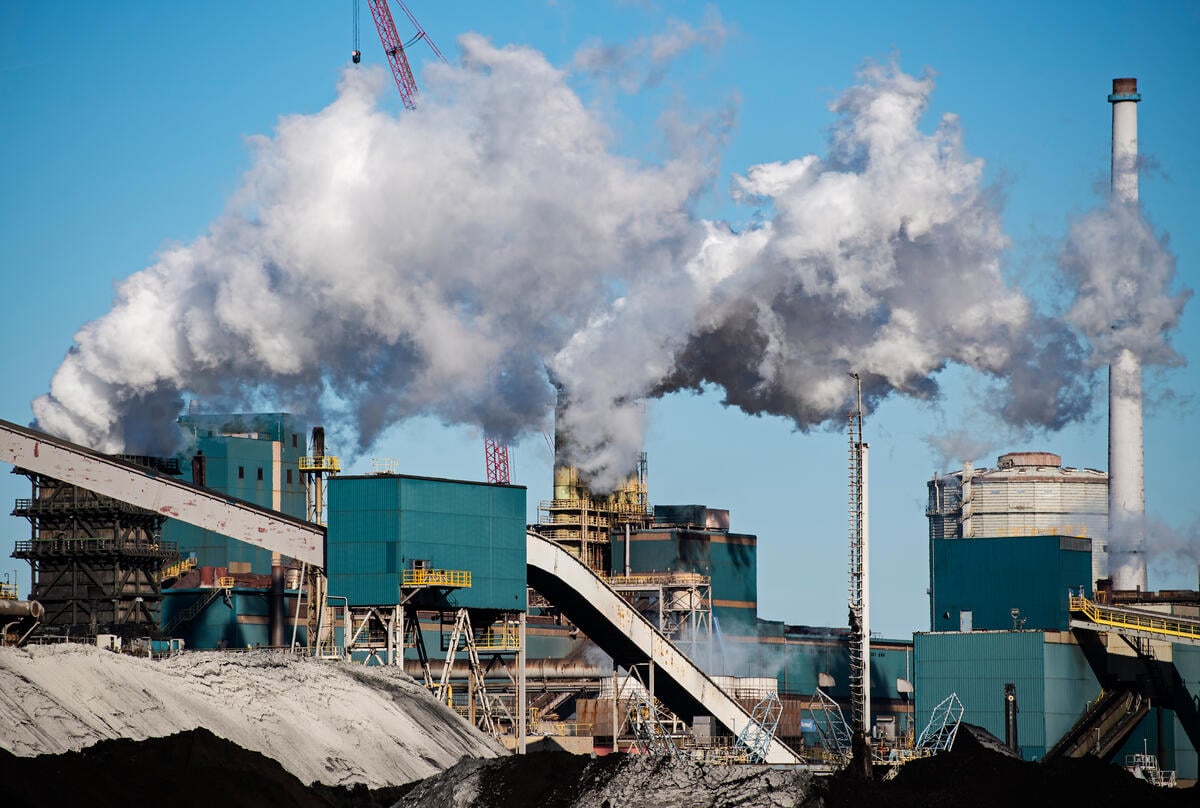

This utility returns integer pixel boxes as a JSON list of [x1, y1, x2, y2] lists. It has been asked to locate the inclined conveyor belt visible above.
[[527, 531, 801, 764], [0, 418, 324, 565]]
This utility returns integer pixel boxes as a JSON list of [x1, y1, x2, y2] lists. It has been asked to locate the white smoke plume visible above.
[[1061, 200, 1190, 367], [556, 62, 1090, 487], [572, 8, 728, 92], [33, 34, 716, 457], [33, 40, 1100, 488]]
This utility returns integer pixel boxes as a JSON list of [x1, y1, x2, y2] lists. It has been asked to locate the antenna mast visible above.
[[847, 372, 871, 771]]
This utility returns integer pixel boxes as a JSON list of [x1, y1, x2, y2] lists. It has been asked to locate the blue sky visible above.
[[1, 1, 1197, 638]]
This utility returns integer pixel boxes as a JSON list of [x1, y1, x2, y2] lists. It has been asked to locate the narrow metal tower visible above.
[[847, 373, 871, 760]]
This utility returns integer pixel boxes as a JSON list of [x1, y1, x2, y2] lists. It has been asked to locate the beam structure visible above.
[[526, 531, 801, 764], [0, 418, 324, 566]]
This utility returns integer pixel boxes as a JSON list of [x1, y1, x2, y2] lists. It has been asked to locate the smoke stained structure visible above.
[[34, 41, 1098, 486]]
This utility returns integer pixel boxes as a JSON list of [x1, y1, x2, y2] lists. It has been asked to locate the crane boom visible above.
[[366, 0, 421, 110]]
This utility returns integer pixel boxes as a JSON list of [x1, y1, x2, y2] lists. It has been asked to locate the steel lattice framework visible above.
[[364, 0, 446, 110], [484, 437, 511, 484]]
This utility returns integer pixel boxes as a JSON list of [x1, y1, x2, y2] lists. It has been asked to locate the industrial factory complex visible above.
[[0, 74, 1196, 792]]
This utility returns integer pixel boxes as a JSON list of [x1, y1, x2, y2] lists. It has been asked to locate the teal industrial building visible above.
[[152, 417, 1200, 779]]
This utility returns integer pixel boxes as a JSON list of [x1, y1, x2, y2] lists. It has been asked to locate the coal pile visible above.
[[0, 728, 411, 808], [1, 726, 1193, 807], [821, 729, 1195, 808], [394, 751, 817, 807]]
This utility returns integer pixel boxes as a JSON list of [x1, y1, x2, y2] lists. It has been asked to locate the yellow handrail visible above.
[[402, 569, 472, 588], [474, 624, 520, 651], [1070, 594, 1200, 642], [298, 456, 341, 473], [217, 576, 235, 589], [0, 582, 18, 600]]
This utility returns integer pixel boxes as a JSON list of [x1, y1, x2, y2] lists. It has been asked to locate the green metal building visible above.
[[610, 504, 758, 636], [326, 474, 526, 611], [164, 412, 308, 571], [929, 534, 1093, 632]]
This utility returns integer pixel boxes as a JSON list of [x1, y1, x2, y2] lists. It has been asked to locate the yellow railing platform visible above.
[[159, 555, 198, 582], [1070, 594, 1200, 644], [0, 582, 18, 600], [474, 624, 520, 651], [298, 456, 341, 473], [402, 569, 472, 589]]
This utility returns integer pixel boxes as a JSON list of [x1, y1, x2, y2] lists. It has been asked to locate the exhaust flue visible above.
[[1107, 77, 1147, 592]]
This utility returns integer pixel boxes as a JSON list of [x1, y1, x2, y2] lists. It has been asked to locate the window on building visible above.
[[257, 467, 264, 481], [292, 433, 298, 448], [287, 469, 293, 484], [238, 466, 244, 480]]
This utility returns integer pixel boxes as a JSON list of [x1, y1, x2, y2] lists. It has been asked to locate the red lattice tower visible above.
[[484, 438, 511, 485]]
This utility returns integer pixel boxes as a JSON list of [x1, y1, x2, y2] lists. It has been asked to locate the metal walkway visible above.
[[526, 532, 800, 764], [0, 418, 324, 566], [1069, 594, 1200, 647]]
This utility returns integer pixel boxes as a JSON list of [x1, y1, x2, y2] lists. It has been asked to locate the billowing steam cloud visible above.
[[1061, 201, 1190, 367], [555, 63, 1089, 486], [31, 36, 1120, 489], [33, 34, 715, 457]]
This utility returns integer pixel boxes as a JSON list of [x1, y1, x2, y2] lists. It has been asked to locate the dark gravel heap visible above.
[[1, 725, 1194, 807], [0, 728, 411, 808], [819, 728, 1196, 808]]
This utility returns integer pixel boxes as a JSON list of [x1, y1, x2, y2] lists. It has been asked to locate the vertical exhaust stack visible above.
[[1107, 77, 1147, 592]]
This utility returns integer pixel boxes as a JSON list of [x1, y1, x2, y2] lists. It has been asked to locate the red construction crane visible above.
[[357, 2, 511, 484], [363, 0, 446, 110]]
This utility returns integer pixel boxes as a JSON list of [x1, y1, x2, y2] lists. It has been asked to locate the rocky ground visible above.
[[4, 725, 1193, 807]]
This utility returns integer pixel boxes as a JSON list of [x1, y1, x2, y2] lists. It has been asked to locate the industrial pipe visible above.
[[1004, 683, 1019, 753], [0, 599, 44, 621], [405, 659, 610, 680]]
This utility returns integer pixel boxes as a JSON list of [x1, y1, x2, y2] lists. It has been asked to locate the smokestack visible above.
[[1107, 77, 1147, 592], [191, 450, 207, 487], [311, 426, 325, 460]]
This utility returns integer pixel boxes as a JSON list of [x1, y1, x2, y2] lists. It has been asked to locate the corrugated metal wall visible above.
[[616, 528, 757, 635], [930, 535, 1092, 632], [327, 475, 526, 610], [916, 631, 1049, 758], [164, 414, 308, 571], [1170, 644, 1200, 779]]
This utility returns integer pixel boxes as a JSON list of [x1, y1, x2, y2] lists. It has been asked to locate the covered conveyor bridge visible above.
[[0, 418, 324, 566], [526, 531, 801, 764], [1070, 594, 1200, 647]]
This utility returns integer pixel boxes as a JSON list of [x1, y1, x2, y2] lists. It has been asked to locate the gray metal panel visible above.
[[0, 418, 324, 565]]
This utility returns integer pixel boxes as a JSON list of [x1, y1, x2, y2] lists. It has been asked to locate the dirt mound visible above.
[[0, 727, 411, 808], [0, 644, 503, 787]]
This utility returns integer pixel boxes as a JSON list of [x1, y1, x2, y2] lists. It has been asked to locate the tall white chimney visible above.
[[1107, 77, 1147, 592]]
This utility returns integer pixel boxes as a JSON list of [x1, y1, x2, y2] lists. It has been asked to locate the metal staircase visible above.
[[161, 578, 233, 637]]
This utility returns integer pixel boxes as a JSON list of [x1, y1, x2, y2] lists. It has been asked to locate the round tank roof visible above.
[[997, 451, 1061, 469]]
